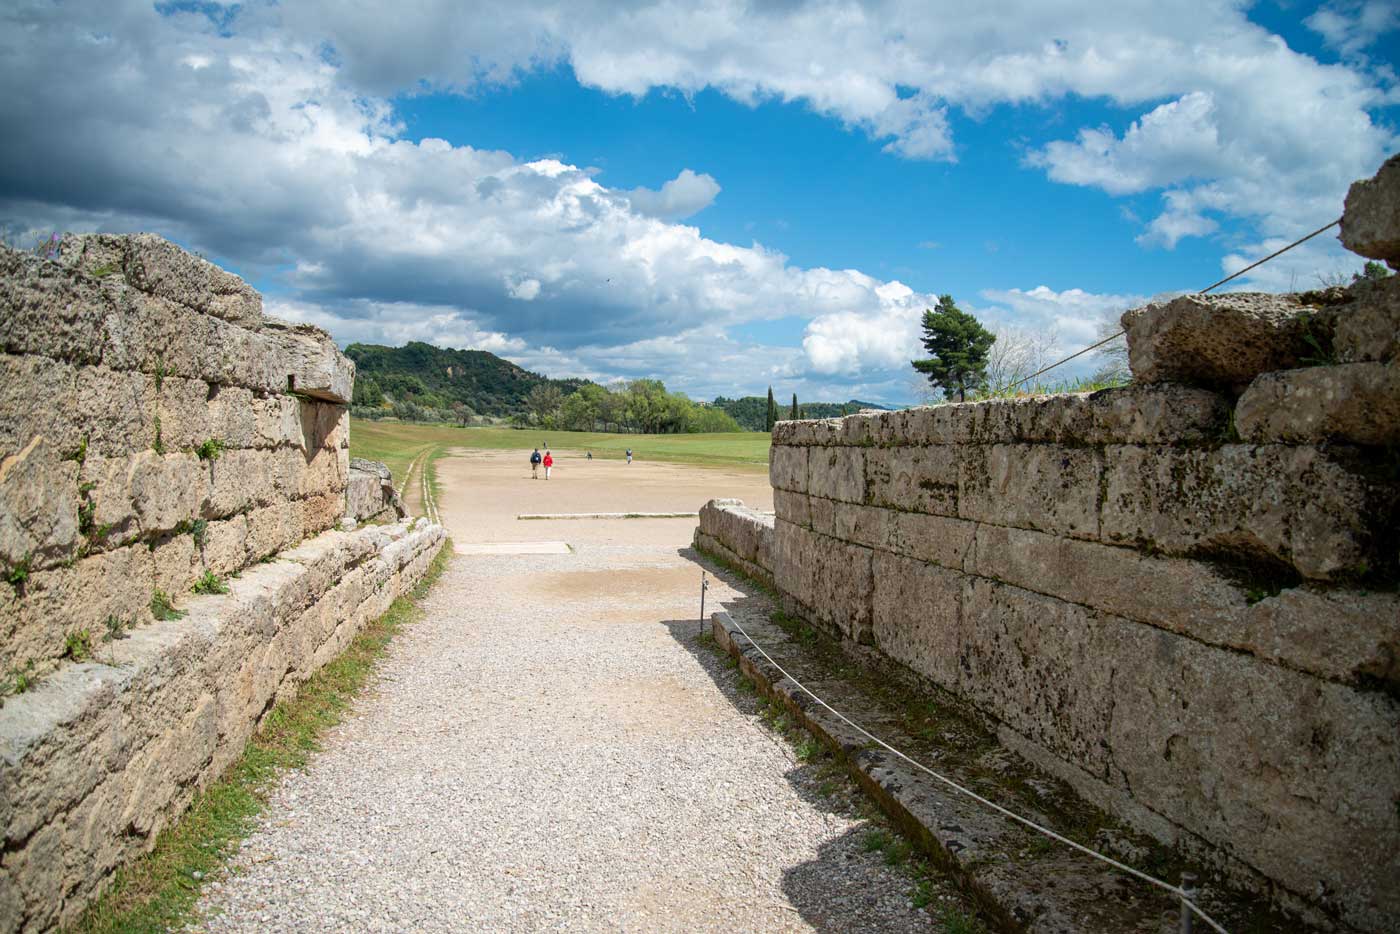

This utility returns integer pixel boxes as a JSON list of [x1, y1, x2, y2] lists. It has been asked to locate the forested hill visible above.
[[346, 342, 588, 417], [712, 396, 894, 431]]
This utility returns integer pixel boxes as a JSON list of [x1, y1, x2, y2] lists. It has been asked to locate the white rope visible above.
[[721, 613, 1230, 934]]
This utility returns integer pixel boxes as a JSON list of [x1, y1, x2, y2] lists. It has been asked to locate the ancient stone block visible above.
[[61, 233, 263, 328], [0, 354, 79, 462], [1334, 276, 1400, 363], [958, 443, 1100, 540], [244, 501, 302, 561], [1121, 292, 1316, 390], [150, 532, 197, 597], [768, 444, 807, 493], [1235, 362, 1400, 446], [200, 514, 248, 578], [806, 446, 865, 503], [871, 552, 963, 688], [0, 246, 109, 365], [829, 501, 896, 552], [83, 450, 206, 538], [771, 489, 810, 528], [0, 437, 79, 571], [772, 518, 816, 611], [0, 545, 156, 670], [300, 490, 347, 538], [75, 366, 157, 458], [262, 320, 353, 404], [252, 394, 303, 449], [1109, 628, 1400, 931], [1340, 152, 1400, 267], [1100, 444, 1394, 580], [959, 577, 1118, 779], [865, 444, 957, 515], [888, 510, 976, 572]]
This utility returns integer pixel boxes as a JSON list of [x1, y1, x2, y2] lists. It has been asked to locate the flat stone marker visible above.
[[455, 541, 572, 555]]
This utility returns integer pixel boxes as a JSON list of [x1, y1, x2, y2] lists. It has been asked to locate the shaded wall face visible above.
[[0, 234, 354, 674]]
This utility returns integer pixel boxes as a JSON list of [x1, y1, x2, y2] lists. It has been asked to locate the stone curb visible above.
[[709, 609, 1188, 934], [517, 511, 698, 520]]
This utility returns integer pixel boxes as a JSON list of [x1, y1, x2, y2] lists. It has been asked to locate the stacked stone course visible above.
[[0, 234, 445, 931], [697, 157, 1400, 931]]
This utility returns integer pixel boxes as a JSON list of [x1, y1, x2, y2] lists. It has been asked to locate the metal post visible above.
[[1179, 872, 1197, 934], [699, 572, 708, 637]]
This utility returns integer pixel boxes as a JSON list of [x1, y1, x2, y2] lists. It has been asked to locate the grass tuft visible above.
[[190, 571, 228, 595], [70, 539, 452, 933], [150, 590, 185, 621], [194, 439, 224, 461], [64, 629, 94, 661]]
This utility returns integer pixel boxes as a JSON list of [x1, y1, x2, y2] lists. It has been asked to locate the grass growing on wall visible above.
[[69, 541, 453, 934]]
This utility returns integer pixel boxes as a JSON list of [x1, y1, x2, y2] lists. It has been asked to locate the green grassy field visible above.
[[349, 419, 773, 482]]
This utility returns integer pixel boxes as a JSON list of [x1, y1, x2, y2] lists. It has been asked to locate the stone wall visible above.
[[698, 160, 1400, 932], [346, 458, 406, 525], [0, 234, 447, 931]]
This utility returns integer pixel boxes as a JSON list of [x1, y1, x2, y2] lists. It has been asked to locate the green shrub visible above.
[[191, 571, 228, 595], [195, 439, 224, 461], [5, 553, 31, 587], [150, 590, 185, 621], [65, 629, 93, 661]]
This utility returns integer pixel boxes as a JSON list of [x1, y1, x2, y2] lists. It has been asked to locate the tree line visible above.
[[516, 380, 742, 434]]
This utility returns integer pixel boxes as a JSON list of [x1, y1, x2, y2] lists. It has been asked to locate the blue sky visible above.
[[2, 0, 1396, 404]]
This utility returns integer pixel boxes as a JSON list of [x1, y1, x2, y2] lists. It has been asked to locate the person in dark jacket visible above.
[[530, 447, 542, 479]]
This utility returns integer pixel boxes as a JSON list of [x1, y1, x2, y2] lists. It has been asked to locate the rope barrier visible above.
[[720, 612, 1230, 934], [998, 217, 1342, 394]]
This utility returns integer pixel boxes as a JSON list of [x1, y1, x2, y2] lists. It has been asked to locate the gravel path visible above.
[[194, 452, 935, 932]]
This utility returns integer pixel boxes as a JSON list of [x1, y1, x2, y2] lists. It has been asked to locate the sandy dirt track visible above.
[[194, 450, 934, 932]]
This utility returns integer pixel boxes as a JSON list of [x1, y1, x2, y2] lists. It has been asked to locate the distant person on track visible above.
[[586, 451, 592, 461], [626, 448, 633, 465], [530, 447, 542, 479]]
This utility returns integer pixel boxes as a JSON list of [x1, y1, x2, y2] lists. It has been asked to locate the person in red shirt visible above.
[[543, 450, 554, 480]]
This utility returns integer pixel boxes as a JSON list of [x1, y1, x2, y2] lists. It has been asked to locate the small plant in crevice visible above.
[[150, 590, 185, 621], [89, 262, 120, 278], [195, 438, 224, 461], [154, 353, 169, 391], [5, 553, 31, 587], [64, 629, 93, 661], [103, 615, 130, 641], [153, 416, 165, 454], [190, 570, 228, 595], [2, 661, 38, 697], [64, 434, 89, 464], [189, 518, 209, 548]]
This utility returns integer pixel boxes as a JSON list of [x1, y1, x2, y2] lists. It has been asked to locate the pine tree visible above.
[[790, 393, 799, 420], [911, 295, 996, 402], [765, 386, 777, 431]]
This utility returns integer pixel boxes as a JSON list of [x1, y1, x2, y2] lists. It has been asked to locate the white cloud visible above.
[[625, 169, 721, 219], [1306, 1, 1400, 58], [976, 285, 1148, 347]]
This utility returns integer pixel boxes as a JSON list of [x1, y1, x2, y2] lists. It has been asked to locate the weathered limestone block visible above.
[[1334, 276, 1400, 363], [768, 444, 808, 493], [958, 443, 1100, 540], [889, 510, 976, 572], [1340, 151, 1400, 267], [301, 490, 350, 539], [1109, 628, 1400, 931], [244, 501, 302, 561], [1235, 362, 1400, 446], [1121, 292, 1318, 390], [0, 355, 79, 462], [150, 532, 197, 597], [346, 457, 404, 524], [61, 233, 263, 328], [971, 524, 1400, 689], [1101, 444, 1394, 580], [252, 394, 303, 449], [0, 246, 108, 365], [76, 366, 157, 458], [774, 521, 874, 642], [262, 320, 354, 404], [82, 450, 206, 538], [871, 552, 963, 689], [806, 446, 865, 503], [773, 518, 816, 613], [959, 577, 1118, 779], [772, 489, 810, 529], [0, 544, 156, 672], [865, 445, 957, 515], [200, 515, 249, 578], [157, 379, 258, 454], [0, 437, 78, 571]]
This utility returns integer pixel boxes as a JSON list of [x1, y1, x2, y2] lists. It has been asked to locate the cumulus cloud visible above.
[[2, 0, 1395, 403], [1306, 1, 1400, 58], [625, 169, 721, 219]]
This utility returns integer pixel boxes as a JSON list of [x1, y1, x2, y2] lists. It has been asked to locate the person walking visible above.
[[530, 447, 542, 479], [543, 450, 554, 480], [625, 448, 633, 465]]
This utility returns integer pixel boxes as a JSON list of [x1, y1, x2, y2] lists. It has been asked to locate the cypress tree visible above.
[[765, 386, 777, 432], [790, 393, 799, 420]]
